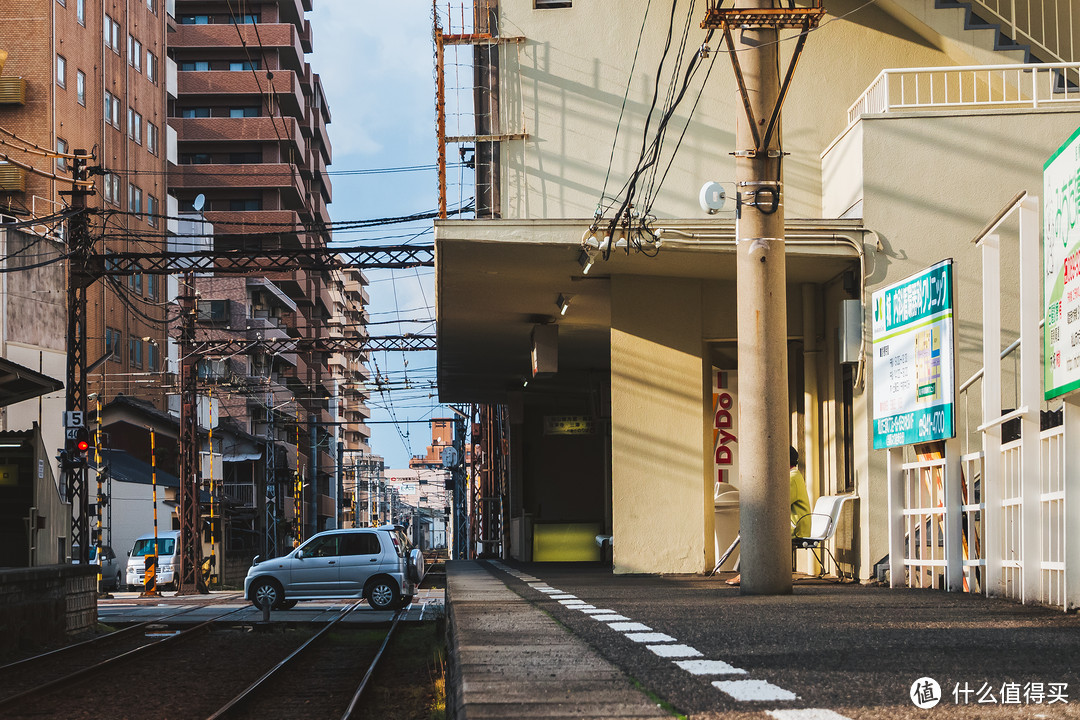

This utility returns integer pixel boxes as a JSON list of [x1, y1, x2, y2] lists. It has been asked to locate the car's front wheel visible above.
[[367, 578, 400, 611], [250, 578, 283, 610]]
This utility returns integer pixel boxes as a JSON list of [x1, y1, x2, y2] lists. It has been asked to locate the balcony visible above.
[[177, 70, 306, 117], [172, 24, 306, 70], [171, 116, 307, 158], [201, 209, 302, 239], [169, 163, 304, 205], [223, 482, 256, 508]]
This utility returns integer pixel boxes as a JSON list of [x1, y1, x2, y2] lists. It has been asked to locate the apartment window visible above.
[[229, 151, 261, 164], [147, 342, 158, 372], [179, 14, 209, 24], [146, 51, 158, 84], [179, 61, 210, 72], [105, 328, 121, 361], [130, 110, 143, 144], [181, 153, 212, 164], [229, 107, 259, 118], [127, 108, 134, 139], [229, 60, 259, 71], [103, 173, 120, 205], [76, 70, 85, 105], [104, 15, 121, 53], [56, 139, 68, 171], [56, 55, 66, 88], [76, 0, 84, 24], [129, 37, 142, 71], [57, 0, 65, 7], [181, 107, 211, 118], [233, 14, 259, 24], [104, 91, 120, 128], [147, 195, 159, 228], [129, 184, 143, 217], [147, 122, 158, 155], [128, 272, 143, 294], [147, 0, 156, 14], [229, 199, 262, 211], [535, 0, 572, 6], [129, 339, 143, 368]]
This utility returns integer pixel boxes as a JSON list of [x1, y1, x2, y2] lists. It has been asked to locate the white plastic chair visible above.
[[792, 494, 856, 579]]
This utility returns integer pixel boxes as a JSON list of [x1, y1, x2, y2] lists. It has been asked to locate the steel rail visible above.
[[0, 605, 249, 709], [339, 610, 405, 720], [0, 592, 244, 673], [205, 600, 372, 720]]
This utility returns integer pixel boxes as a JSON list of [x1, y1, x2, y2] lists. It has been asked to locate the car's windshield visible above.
[[131, 537, 175, 556]]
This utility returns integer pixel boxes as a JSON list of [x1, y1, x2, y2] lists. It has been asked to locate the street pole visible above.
[[733, 0, 790, 595]]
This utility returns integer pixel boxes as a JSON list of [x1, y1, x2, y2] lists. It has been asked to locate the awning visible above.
[[0, 357, 63, 408]]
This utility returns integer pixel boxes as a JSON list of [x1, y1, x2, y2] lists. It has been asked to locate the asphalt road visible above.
[[482, 561, 1080, 719]]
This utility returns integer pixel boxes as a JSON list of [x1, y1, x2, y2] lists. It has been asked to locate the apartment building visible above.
[[167, 0, 370, 543], [434, 0, 1080, 603]]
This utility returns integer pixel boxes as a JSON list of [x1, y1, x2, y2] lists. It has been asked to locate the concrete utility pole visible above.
[[703, 0, 823, 594], [734, 1, 790, 596]]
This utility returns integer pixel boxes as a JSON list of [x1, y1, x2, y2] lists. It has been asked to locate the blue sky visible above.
[[309, 3, 449, 470]]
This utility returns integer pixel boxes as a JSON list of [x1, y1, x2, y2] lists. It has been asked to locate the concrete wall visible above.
[[610, 276, 706, 573], [0, 564, 97, 658], [498, 0, 997, 222]]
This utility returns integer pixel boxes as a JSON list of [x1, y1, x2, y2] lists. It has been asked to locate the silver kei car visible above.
[[244, 527, 423, 611]]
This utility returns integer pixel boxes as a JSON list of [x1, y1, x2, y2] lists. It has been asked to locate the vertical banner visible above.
[[712, 369, 739, 489], [1044, 126, 1080, 399], [872, 259, 956, 448]]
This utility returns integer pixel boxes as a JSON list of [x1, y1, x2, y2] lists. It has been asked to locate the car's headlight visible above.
[[160, 564, 172, 572]]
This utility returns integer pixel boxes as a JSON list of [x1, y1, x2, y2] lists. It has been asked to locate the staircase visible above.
[[935, 0, 1036, 62]]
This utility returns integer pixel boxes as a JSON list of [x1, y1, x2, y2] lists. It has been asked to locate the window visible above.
[[181, 153, 212, 164], [105, 328, 121, 361], [229, 151, 261, 163], [105, 91, 120, 128], [147, 272, 158, 298], [129, 110, 143, 144], [179, 14, 210, 24], [147, 195, 159, 227], [233, 14, 259, 24], [340, 532, 381, 556], [229, 199, 262, 211], [128, 272, 143, 293], [147, 122, 158, 155], [56, 139, 67, 171], [104, 15, 120, 53], [179, 61, 210, 72], [127, 108, 134, 138], [56, 55, 66, 88], [57, 0, 65, 7], [129, 37, 142, 71], [180, 107, 211, 118], [146, 51, 158, 84], [103, 173, 120, 205], [147, 342, 158, 372], [229, 60, 259, 71], [129, 184, 143, 216], [535, 0, 572, 6], [76, 70, 85, 105], [229, 107, 259, 118], [147, 0, 156, 14], [76, 0, 84, 24], [129, 338, 143, 368]]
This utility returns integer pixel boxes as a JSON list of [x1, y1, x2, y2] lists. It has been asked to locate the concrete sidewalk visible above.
[[446, 560, 1080, 720], [445, 561, 670, 719]]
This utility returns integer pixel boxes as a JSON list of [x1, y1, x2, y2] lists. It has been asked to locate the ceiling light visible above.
[[578, 248, 595, 275], [556, 293, 573, 316]]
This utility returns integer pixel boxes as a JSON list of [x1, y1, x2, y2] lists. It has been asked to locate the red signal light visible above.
[[77, 439, 90, 452]]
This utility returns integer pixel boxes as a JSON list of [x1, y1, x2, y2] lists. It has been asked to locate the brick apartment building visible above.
[[167, 0, 372, 543], [0, 0, 171, 405]]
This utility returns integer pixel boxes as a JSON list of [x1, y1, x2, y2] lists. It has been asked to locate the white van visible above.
[[125, 530, 180, 591]]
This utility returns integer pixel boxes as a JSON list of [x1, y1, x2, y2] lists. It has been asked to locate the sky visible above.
[[308, 3, 452, 470]]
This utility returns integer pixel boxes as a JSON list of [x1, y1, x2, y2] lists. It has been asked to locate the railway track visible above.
[[207, 601, 404, 720], [0, 598, 413, 720]]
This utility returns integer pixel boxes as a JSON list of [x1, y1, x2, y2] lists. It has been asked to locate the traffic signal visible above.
[[70, 427, 90, 469]]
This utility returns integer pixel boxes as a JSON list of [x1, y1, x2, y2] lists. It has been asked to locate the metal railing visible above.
[[969, 0, 1078, 64], [847, 62, 1080, 126]]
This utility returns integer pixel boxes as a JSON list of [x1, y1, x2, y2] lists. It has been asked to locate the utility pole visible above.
[[703, 0, 823, 595], [176, 270, 206, 594]]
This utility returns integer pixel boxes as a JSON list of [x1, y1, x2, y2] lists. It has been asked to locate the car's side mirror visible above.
[[295, 550, 304, 560]]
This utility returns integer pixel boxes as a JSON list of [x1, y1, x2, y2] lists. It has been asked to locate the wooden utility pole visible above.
[[702, 0, 824, 595]]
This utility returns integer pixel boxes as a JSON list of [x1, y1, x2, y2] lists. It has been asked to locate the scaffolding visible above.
[[433, 1, 526, 219]]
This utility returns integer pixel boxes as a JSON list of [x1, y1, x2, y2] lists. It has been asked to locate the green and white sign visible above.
[[1044, 126, 1080, 399], [872, 260, 955, 449]]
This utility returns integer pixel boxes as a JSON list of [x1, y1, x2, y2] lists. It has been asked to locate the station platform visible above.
[[445, 560, 1080, 720]]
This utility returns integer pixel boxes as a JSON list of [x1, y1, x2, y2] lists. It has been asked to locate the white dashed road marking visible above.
[[590, 613, 629, 622], [712, 679, 798, 702], [550, 594, 577, 599], [625, 632, 677, 643], [607, 622, 652, 632], [767, 710, 853, 720], [674, 659, 746, 675], [646, 644, 704, 658]]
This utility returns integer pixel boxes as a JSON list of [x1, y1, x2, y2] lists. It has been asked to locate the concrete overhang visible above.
[[435, 218, 867, 404]]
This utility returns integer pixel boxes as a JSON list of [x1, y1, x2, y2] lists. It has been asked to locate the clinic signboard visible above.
[[872, 260, 955, 449], [1044, 127, 1080, 399]]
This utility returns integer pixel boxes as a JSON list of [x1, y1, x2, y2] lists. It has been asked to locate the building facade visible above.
[[434, 0, 1080, 591]]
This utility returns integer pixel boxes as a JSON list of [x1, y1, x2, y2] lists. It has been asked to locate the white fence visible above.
[[847, 62, 1080, 126], [887, 192, 1080, 609], [969, 0, 1079, 64]]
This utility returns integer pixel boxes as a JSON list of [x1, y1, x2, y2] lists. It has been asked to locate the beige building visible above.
[[435, 0, 1080, 581]]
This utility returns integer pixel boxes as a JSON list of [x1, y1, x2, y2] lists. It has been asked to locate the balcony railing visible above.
[[969, 0, 1079, 64], [847, 62, 1080, 127]]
